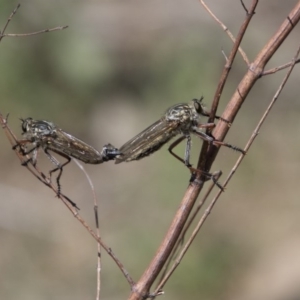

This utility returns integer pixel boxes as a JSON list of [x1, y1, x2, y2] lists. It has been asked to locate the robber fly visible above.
[[115, 98, 245, 182], [14, 118, 120, 196]]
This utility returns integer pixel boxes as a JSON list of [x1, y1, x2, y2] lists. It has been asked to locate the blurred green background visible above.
[[0, 1, 300, 299]]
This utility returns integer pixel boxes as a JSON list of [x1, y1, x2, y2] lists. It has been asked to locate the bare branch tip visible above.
[[12, 4, 21, 14], [221, 49, 229, 62], [2, 113, 9, 127]]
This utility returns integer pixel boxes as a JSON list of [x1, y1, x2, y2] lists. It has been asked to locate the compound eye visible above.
[[193, 99, 204, 114], [21, 118, 32, 133]]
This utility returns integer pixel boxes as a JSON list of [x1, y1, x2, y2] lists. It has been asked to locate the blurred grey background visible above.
[[0, 1, 300, 299]]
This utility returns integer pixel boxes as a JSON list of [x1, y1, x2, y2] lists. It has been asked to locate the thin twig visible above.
[[0, 114, 134, 287], [202, 1, 300, 174], [176, 172, 222, 245], [3, 26, 68, 37], [154, 44, 300, 295], [197, 0, 258, 210], [128, 3, 261, 299], [73, 159, 102, 300], [0, 4, 67, 43], [261, 58, 300, 76], [214, 44, 300, 208], [0, 3, 20, 43], [199, 0, 250, 65], [128, 2, 300, 299], [240, 0, 249, 15], [156, 171, 222, 290], [221, 49, 229, 63], [200, 0, 258, 138]]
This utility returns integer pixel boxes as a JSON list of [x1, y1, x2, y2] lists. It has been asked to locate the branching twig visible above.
[[261, 58, 300, 76], [210, 43, 300, 213], [0, 3, 133, 292], [0, 114, 134, 288], [73, 159, 102, 300], [154, 43, 300, 299], [128, 2, 300, 299], [203, 1, 300, 171], [203, 0, 258, 132], [240, 0, 250, 15], [2, 2, 300, 300], [0, 4, 67, 43], [0, 3, 20, 43], [156, 171, 222, 290], [200, 0, 250, 65], [129, 3, 258, 299]]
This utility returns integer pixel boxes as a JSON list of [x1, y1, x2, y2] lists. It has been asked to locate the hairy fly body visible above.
[[15, 118, 120, 194], [115, 99, 244, 172]]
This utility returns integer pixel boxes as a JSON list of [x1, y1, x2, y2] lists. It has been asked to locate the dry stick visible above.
[[154, 45, 300, 295], [128, 3, 300, 300], [3, 26, 68, 37], [175, 173, 222, 245], [0, 115, 78, 207], [73, 159, 102, 300], [0, 115, 42, 174], [0, 5, 67, 41], [129, 181, 203, 300], [157, 172, 222, 286], [0, 114, 134, 287], [0, 3, 20, 43], [61, 196, 135, 288], [198, 0, 258, 179], [203, 0, 258, 130], [0, 4, 127, 291], [128, 3, 258, 300], [203, 1, 300, 173], [200, 0, 250, 65], [262, 58, 300, 76]]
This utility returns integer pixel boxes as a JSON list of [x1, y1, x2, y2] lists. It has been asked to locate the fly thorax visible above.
[[33, 122, 55, 136], [165, 103, 193, 123]]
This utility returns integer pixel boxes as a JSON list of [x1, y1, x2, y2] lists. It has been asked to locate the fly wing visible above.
[[46, 129, 103, 164], [115, 118, 180, 163]]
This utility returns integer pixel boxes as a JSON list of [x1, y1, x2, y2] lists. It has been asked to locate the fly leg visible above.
[[168, 135, 190, 165], [41, 148, 78, 208], [194, 123, 246, 154], [44, 148, 71, 196], [12, 140, 41, 166], [168, 135, 224, 190]]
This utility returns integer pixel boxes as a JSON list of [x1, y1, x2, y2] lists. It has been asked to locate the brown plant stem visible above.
[[0, 113, 134, 287], [128, 2, 300, 299], [155, 43, 300, 294]]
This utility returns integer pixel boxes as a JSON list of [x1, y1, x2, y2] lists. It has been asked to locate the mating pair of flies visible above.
[[14, 98, 245, 203]]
